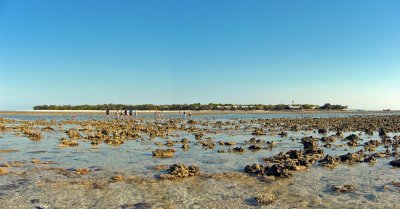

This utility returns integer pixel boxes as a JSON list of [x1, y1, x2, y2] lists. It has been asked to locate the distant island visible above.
[[33, 103, 348, 111]]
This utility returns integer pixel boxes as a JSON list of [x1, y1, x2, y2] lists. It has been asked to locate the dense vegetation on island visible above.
[[33, 103, 348, 111]]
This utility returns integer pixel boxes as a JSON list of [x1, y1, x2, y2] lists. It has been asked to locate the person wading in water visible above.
[[105, 109, 110, 121]]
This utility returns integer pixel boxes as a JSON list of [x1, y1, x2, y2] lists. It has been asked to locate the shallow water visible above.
[[2, 111, 400, 121], [0, 114, 399, 208]]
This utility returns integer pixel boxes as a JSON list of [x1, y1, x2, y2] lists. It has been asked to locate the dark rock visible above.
[[31, 199, 40, 204], [379, 128, 387, 136], [318, 128, 328, 134], [228, 147, 246, 153], [335, 131, 344, 137], [389, 159, 400, 167], [320, 136, 336, 143], [252, 128, 266, 136], [278, 131, 288, 137], [345, 134, 360, 141], [364, 156, 377, 163], [266, 163, 293, 178], [248, 145, 262, 150], [332, 184, 356, 192], [319, 155, 340, 167], [347, 141, 359, 147], [244, 164, 265, 176], [339, 152, 364, 163], [301, 136, 319, 149]]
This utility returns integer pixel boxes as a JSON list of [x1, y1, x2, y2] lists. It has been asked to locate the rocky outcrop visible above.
[[245, 148, 323, 178], [152, 149, 176, 158], [252, 128, 266, 136], [254, 194, 276, 205], [319, 155, 340, 167], [332, 184, 356, 192], [339, 152, 364, 163], [59, 138, 79, 147], [159, 164, 200, 180]]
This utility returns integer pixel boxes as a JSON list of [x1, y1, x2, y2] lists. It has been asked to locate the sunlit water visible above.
[[0, 113, 399, 209]]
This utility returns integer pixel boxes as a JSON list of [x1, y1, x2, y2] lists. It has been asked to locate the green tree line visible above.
[[33, 103, 347, 111]]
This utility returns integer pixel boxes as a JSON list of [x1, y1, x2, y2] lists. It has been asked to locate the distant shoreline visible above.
[[0, 110, 397, 116]]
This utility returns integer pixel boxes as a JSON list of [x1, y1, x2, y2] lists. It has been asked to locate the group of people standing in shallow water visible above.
[[105, 109, 193, 120], [179, 111, 192, 117], [105, 108, 137, 120]]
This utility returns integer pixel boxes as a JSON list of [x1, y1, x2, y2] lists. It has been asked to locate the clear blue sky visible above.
[[0, 0, 399, 110]]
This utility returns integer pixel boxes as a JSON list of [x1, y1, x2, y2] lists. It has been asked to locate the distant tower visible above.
[[292, 100, 295, 105]]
